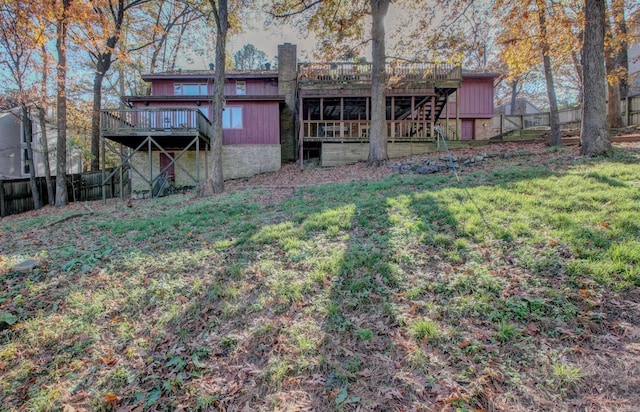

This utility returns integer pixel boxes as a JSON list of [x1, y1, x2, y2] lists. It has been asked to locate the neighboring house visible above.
[[494, 98, 543, 116], [627, 9, 639, 97], [628, 33, 640, 98], [101, 44, 499, 193], [0, 107, 82, 180]]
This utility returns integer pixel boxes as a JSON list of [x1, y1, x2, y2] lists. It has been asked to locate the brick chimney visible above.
[[278, 43, 297, 162]]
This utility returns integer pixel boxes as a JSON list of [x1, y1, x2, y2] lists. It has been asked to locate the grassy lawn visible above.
[[1, 144, 640, 411]]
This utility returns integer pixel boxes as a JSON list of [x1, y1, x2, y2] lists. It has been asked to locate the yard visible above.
[[1, 142, 639, 411]]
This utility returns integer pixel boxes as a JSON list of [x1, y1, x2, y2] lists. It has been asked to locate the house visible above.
[[101, 44, 499, 194], [494, 98, 543, 116], [0, 106, 82, 180]]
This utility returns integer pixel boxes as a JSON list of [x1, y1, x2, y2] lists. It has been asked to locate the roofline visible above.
[[141, 71, 279, 81], [124, 95, 286, 103], [461, 71, 502, 79]]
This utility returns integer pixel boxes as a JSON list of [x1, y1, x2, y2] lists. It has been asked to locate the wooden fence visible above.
[[492, 95, 640, 137], [0, 168, 129, 217]]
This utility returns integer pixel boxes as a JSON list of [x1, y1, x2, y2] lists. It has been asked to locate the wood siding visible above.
[[223, 102, 280, 145], [132, 101, 279, 145], [447, 78, 495, 119], [150, 79, 278, 96]]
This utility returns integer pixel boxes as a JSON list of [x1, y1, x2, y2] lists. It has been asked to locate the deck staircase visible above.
[[395, 92, 451, 138]]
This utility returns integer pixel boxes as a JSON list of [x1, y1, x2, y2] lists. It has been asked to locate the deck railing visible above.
[[101, 108, 212, 137], [302, 120, 434, 142], [298, 62, 462, 84]]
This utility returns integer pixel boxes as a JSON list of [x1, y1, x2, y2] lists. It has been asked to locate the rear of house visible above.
[[100, 43, 500, 195]]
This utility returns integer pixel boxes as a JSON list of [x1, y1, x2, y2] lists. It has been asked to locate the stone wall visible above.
[[321, 142, 439, 167], [130, 145, 281, 193], [474, 119, 493, 140], [222, 145, 281, 180]]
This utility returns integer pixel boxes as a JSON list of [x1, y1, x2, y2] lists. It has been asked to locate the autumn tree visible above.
[[0, 1, 46, 209], [605, 0, 636, 128], [37, 43, 55, 205], [580, 0, 611, 156], [495, 0, 579, 146], [54, 0, 73, 207], [233, 43, 269, 70], [80, 0, 150, 172]]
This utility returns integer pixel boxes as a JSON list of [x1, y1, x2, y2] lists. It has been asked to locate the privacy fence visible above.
[[493, 96, 640, 136], [0, 168, 129, 217]]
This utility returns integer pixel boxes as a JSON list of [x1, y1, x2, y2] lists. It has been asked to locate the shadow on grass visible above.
[[1, 147, 640, 410]]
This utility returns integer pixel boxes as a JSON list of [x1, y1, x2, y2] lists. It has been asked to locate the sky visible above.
[[195, 4, 407, 68]]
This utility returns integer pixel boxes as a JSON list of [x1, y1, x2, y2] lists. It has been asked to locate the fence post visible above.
[[0, 180, 5, 217]]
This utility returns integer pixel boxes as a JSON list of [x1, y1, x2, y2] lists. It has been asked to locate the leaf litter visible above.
[[0, 141, 639, 410]]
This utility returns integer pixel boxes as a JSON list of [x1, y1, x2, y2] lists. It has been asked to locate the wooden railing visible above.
[[298, 62, 462, 84], [101, 108, 213, 137], [302, 120, 434, 142]]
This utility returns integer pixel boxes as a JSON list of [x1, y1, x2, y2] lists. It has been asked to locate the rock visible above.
[[13, 259, 40, 273], [475, 155, 485, 162], [417, 165, 438, 174], [399, 164, 412, 174]]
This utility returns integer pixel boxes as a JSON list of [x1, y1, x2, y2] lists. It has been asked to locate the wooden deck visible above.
[[298, 62, 462, 89], [301, 120, 440, 143], [101, 108, 212, 150]]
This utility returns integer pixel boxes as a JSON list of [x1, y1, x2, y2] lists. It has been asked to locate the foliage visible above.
[[233, 43, 270, 70], [1, 142, 640, 410]]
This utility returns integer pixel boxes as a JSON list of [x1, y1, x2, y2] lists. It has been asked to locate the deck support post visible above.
[[205, 143, 209, 181], [101, 133, 106, 205], [456, 89, 461, 140], [431, 97, 436, 140], [299, 94, 304, 170], [148, 136, 153, 197], [119, 144, 124, 200], [196, 135, 200, 184]]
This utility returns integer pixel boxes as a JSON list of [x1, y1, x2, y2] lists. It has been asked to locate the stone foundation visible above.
[[321, 142, 439, 167], [130, 145, 281, 192]]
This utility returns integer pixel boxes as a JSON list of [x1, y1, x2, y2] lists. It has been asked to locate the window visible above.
[[222, 106, 243, 129], [174, 83, 207, 95], [236, 81, 246, 95]]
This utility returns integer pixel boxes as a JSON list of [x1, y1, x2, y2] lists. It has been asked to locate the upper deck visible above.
[[297, 62, 462, 92]]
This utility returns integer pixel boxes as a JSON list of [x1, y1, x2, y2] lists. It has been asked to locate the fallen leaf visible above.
[[600, 221, 609, 228], [104, 393, 118, 403], [458, 339, 472, 348], [99, 357, 118, 366]]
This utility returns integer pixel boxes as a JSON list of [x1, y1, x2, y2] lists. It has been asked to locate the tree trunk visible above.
[[536, 0, 561, 146], [22, 105, 41, 210], [38, 106, 55, 205], [202, 0, 228, 195], [605, 6, 623, 129], [581, 0, 611, 156], [39, 44, 55, 205], [606, 75, 623, 128], [91, 70, 106, 171], [368, 0, 390, 166], [509, 79, 519, 115], [55, 0, 70, 207]]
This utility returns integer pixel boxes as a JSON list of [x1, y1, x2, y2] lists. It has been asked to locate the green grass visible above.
[[1, 144, 640, 410]]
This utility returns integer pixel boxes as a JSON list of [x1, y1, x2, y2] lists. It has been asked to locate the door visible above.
[[159, 152, 175, 182], [461, 119, 474, 140]]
